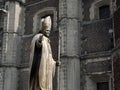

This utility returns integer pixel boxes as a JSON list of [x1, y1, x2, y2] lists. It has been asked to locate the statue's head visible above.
[[41, 16, 52, 37]]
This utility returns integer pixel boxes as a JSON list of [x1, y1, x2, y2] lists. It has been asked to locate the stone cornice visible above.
[[25, 0, 48, 7], [60, 55, 80, 59], [80, 51, 112, 60]]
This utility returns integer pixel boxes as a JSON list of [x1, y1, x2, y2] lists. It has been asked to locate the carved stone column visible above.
[[1, 1, 25, 90], [59, 0, 81, 90]]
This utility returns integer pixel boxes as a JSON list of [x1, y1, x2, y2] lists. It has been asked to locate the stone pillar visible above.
[[1, 1, 25, 90], [59, 0, 81, 90]]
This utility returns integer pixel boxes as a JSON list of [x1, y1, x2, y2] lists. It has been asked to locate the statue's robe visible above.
[[29, 33, 56, 90]]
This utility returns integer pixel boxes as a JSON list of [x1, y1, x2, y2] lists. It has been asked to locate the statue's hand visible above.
[[36, 35, 43, 47], [56, 61, 61, 66], [38, 35, 43, 42]]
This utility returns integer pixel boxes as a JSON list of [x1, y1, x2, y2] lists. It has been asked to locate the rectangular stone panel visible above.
[[2, 33, 21, 65], [81, 18, 113, 54], [86, 60, 111, 73]]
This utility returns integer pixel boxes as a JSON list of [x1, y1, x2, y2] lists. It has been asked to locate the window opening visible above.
[[97, 82, 109, 90], [99, 5, 110, 19]]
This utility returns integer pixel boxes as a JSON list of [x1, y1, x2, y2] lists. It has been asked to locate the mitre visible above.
[[42, 16, 52, 30]]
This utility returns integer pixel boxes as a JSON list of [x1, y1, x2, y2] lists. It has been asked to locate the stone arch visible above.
[[33, 7, 57, 34]]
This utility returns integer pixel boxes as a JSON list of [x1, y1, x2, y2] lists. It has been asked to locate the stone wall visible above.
[[18, 69, 29, 90], [80, 0, 114, 90], [81, 18, 113, 54], [80, 55, 112, 90], [86, 59, 111, 73]]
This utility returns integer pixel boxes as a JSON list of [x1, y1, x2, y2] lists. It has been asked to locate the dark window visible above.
[[99, 5, 110, 19], [97, 82, 109, 90]]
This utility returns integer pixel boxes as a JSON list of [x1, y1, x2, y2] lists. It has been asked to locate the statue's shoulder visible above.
[[32, 33, 43, 43], [33, 33, 43, 39], [34, 33, 43, 37]]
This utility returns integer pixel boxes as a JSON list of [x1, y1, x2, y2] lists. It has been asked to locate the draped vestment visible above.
[[29, 33, 56, 90]]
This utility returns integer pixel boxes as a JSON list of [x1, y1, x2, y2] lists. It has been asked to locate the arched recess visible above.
[[32, 7, 59, 61], [33, 7, 57, 34]]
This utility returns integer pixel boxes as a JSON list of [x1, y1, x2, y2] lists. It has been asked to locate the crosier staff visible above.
[[56, 32, 61, 90]]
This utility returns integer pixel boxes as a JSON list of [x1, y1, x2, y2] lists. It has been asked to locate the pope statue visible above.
[[29, 16, 56, 90]]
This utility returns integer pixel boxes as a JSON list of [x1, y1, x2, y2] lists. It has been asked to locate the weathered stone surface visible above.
[[59, 0, 67, 19], [21, 36, 32, 66], [0, 68, 4, 90], [18, 69, 29, 90], [2, 33, 21, 65], [66, 19, 79, 56], [3, 68, 18, 90], [66, 0, 78, 18], [0, 1, 23, 90], [59, 18, 67, 55], [59, 57, 80, 90], [81, 18, 113, 54], [86, 60, 111, 73]]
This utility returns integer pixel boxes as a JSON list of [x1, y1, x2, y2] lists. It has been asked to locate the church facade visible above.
[[0, 0, 120, 90]]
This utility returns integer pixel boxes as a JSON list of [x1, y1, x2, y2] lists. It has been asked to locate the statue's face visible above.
[[43, 30, 50, 37], [41, 16, 51, 37]]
